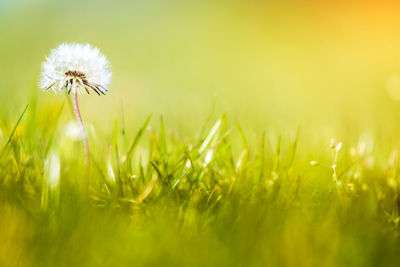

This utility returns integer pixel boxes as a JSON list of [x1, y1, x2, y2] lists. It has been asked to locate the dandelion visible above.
[[39, 43, 111, 169], [64, 121, 85, 141]]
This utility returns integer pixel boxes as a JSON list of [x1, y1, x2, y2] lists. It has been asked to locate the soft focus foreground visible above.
[[2, 111, 400, 267], [2, 1, 400, 266]]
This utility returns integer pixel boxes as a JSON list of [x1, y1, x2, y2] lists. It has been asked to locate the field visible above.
[[2, 1, 400, 266]]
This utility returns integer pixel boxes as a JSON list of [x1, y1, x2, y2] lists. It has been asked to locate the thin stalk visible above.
[[72, 85, 90, 171]]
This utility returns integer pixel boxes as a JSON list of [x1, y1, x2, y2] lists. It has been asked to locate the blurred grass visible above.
[[2, 0, 400, 266], [2, 107, 400, 267]]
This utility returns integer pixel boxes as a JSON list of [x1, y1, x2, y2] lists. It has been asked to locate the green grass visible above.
[[1, 100, 400, 267]]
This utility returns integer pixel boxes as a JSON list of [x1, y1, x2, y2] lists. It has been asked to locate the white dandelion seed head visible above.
[[64, 121, 85, 141], [39, 43, 111, 95]]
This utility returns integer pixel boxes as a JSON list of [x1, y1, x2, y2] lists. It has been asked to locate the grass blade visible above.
[[287, 127, 301, 169], [236, 123, 249, 150], [197, 98, 216, 142], [272, 135, 281, 172], [259, 131, 265, 181], [126, 114, 152, 160], [159, 116, 167, 155], [0, 104, 28, 158], [43, 103, 65, 157], [199, 118, 222, 154]]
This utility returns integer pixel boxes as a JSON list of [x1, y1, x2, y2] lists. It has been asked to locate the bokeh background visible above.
[[3, 1, 400, 266], [2, 0, 400, 140]]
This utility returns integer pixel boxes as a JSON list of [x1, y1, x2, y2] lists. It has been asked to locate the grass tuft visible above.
[[1, 104, 400, 267]]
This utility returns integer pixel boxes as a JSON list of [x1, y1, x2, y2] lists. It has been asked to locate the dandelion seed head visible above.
[[64, 121, 85, 141], [39, 43, 111, 95]]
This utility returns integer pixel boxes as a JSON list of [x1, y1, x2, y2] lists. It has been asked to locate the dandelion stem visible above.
[[72, 86, 90, 171]]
